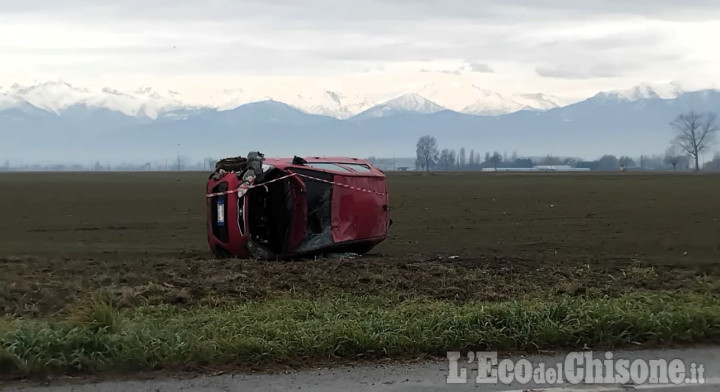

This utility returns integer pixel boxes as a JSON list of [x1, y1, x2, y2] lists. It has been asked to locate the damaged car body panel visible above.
[[206, 152, 389, 259]]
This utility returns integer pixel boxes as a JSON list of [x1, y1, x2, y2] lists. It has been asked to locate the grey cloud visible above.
[[535, 65, 625, 79], [421, 68, 462, 75], [4, 0, 720, 24], [531, 30, 683, 80], [296, 25, 670, 68], [134, 87, 153, 94], [17, 20, 682, 80], [1, 0, 711, 81], [535, 30, 667, 53], [102, 87, 124, 95], [534, 50, 681, 80], [0, 46, 178, 55], [468, 63, 494, 73]]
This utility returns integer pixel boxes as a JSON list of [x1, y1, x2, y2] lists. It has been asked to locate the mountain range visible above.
[[0, 81, 566, 120], [1, 81, 718, 163]]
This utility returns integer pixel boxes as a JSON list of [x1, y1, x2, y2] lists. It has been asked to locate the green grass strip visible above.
[[2, 291, 720, 376]]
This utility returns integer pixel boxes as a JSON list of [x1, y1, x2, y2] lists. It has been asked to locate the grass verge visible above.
[[2, 291, 719, 377]]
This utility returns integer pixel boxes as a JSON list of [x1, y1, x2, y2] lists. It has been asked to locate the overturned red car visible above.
[[206, 152, 390, 259]]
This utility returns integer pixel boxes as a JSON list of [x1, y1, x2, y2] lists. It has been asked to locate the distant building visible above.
[[482, 165, 590, 172], [534, 165, 590, 172]]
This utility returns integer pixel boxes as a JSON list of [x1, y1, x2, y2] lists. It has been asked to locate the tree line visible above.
[[415, 110, 719, 172], [0, 157, 220, 172]]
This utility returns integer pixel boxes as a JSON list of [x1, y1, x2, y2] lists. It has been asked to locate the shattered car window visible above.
[[341, 163, 372, 172], [305, 163, 352, 172], [291, 168, 335, 253]]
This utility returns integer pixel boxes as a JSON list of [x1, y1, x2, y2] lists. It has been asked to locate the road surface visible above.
[[3, 347, 719, 391]]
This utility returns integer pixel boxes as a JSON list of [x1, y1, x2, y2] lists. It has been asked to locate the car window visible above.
[[341, 163, 372, 172], [305, 163, 352, 172]]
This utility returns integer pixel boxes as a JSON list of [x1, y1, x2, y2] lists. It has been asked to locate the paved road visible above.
[[3, 347, 719, 392]]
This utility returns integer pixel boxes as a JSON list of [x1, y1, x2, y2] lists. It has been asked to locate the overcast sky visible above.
[[2, 0, 720, 101]]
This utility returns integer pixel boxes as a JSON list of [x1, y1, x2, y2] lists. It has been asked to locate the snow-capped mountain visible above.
[[0, 81, 196, 119], [4, 80, 720, 164], [0, 80, 702, 121], [414, 82, 561, 115], [212, 87, 375, 119], [1, 81, 86, 113], [511, 93, 562, 111], [0, 92, 21, 110], [415, 82, 494, 112], [462, 92, 562, 115], [0, 94, 50, 117], [592, 82, 684, 102], [291, 91, 375, 119], [210, 87, 273, 111], [351, 93, 446, 119]]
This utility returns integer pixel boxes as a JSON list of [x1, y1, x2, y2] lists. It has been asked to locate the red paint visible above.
[[207, 156, 389, 259], [206, 173, 249, 257]]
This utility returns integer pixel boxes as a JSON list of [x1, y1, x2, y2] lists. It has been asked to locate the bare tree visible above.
[[203, 157, 218, 170], [663, 146, 687, 172], [705, 153, 720, 171], [564, 157, 579, 167], [439, 149, 451, 170], [416, 135, 439, 172], [619, 156, 635, 170], [671, 111, 718, 171], [489, 151, 502, 170], [540, 155, 563, 165], [458, 148, 466, 170], [597, 155, 619, 171]]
